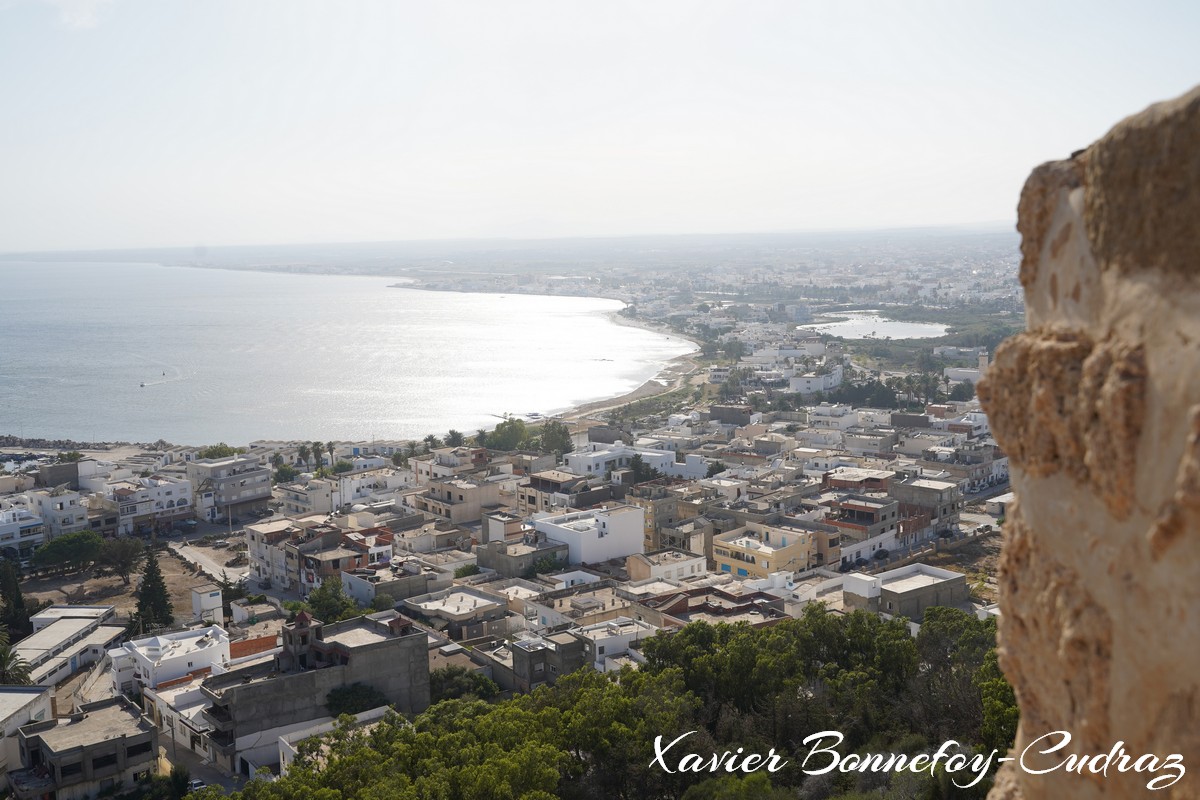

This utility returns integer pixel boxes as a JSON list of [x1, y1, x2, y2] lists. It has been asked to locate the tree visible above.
[[168, 764, 192, 800], [326, 682, 391, 717], [307, 578, 359, 622], [445, 429, 465, 447], [390, 451, 407, 468], [197, 443, 241, 459], [524, 555, 565, 578], [274, 464, 299, 483], [326, 442, 336, 467], [100, 537, 145, 585], [422, 434, 442, 453], [57, 450, 84, 463], [628, 454, 662, 483], [487, 416, 529, 451], [332, 460, 354, 474], [33, 529, 103, 573], [297, 444, 311, 471], [454, 564, 481, 579], [0, 561, 33, 636], [132, 545, 175, 633], [950, 379, 976, 401], [271, 453, 285, 469], [706, 460, 726, 478], [535, 419, 573, 456], [474, 428, 489, 447], [430, 665, 499, 703], [311, 442, 325, 468], [0, 630, 32, 684]]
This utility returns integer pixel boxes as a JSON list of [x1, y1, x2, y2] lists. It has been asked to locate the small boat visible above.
[[140, 382, 145, 387]]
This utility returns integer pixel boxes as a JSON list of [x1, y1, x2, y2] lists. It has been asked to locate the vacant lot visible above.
[[922, 532, 1004, 603], [22, 548, 213, 619]]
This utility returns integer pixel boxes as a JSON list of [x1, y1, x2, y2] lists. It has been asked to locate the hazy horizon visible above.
[[0, 220, 1017, 259], [2, 1, 1197, 252]]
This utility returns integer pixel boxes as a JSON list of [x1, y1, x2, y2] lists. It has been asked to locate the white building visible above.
[[573, 617, 657, 671], [0, 687, 53, 791], [15, 606, 124, 687], [109, 626, 232, 695], [789, 364, 844, 395], [564, 443, 675, 478], [26, 488, 89, 539], [533, 505, 645, 565], [107, 475, 194, 535], [0, 505, 45, 565]]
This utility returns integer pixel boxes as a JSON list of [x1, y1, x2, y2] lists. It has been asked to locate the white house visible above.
[[109, 626, 232, 695], [564, 443, 675, 478], [533, 505, 645, 565], [573, 617, 658, 671], [789, 364, 844, 395]]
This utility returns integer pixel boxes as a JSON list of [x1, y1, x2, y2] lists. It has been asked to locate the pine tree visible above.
[[133, 545, 174, 633], [0, 560, 30, 636]]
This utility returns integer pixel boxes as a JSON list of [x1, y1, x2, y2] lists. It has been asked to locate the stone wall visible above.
[[979, 86, 1200, 798]]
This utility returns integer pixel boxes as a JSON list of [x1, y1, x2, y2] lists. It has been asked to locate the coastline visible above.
[[1, 288, 702, 449]]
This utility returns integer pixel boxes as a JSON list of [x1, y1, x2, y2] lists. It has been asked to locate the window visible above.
[[127, 741, 153, 758], [92, 753, 119, 770], [61, 762, 83, 777]]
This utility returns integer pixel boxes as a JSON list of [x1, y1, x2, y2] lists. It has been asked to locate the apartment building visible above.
[[27, 488, 89, 539], [0, 505, 45, 565], [200, 612, 429, 776], [185, 455, 272, 521], [713, 520, 832, 579], [10, 698, 157, 800], [533, 504, 645, 565], [410, 476, 501, 525], [103, 475, 193, 535]]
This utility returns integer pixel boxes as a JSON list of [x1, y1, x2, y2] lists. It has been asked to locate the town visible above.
[[0, 300, 1017, 797]]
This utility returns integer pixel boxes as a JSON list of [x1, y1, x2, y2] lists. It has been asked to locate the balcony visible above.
[[201, 704, 234, 731]]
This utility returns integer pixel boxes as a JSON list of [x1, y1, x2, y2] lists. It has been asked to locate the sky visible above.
[[1, 0, 1198, 252]]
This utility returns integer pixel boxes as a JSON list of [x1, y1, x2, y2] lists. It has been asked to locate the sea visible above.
[[0, 262, 695, 445]]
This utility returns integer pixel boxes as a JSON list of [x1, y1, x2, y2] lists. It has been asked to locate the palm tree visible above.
[[445, 430, 465, 447], [423, 434, 441, 453], [271, 453, 284, 469], [298, 444, 311, 470], [326, 442, 336, 467], [311, 441, 324, 469], [0, 630, 32, 685]]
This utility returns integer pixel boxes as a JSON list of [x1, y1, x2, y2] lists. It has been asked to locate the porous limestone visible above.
[[979, 85, 1200, 799]]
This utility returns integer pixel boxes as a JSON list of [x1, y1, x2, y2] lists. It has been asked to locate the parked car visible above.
[[873, 549, 889, 560], [174, 519, 199, 532], [212, 540, 231, 549], [187, 780, 207, 793]]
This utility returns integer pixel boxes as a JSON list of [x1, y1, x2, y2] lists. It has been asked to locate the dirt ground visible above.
[[23, 548, 213, 618], [922, 532, 1004, 603]]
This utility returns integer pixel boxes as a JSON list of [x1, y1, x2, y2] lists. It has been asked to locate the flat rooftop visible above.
[[412, 591, 502, 616], [323, 623, 392, 648], [882, 572, 957, 593], [0, 687, 48, 720], [909, 479, 959, 490], [31, 605, 113, 624], [14, 618, 97, 662], [38, 701, 153, 752]]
